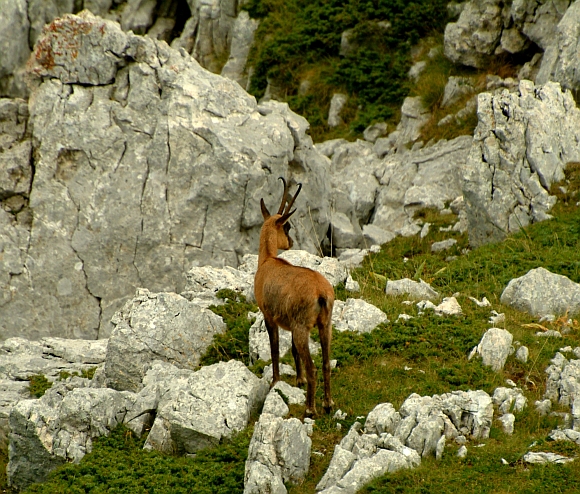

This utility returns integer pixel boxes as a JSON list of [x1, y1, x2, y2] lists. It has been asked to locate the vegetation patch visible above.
[[27, 374, 52, 398], [200, 289, 258, 368], [23, 425, 251, 494], [244, 0, 449, 141]]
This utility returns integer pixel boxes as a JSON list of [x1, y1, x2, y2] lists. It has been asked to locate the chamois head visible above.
[[260, 177, 302, 251]]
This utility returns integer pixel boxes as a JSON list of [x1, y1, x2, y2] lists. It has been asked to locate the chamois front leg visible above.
[[293, 328, 317, 417], [264, 317, 280, 387], [291, 336, 307, 388]]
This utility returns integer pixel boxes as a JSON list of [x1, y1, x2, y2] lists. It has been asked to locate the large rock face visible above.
[[0, 11, 330, 341], [462, 80, 580, 247], [536, 0, 580, 91]]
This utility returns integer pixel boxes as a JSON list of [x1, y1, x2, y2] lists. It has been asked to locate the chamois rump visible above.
[[254, 178, 334, 416]]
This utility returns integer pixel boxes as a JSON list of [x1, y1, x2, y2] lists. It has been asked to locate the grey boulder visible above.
[[104, 288, 226, 392], [500, 267, 580, 317], [470, 328, 514, 371], [244, 413, 312, 494], [332, 298, 389, 333]]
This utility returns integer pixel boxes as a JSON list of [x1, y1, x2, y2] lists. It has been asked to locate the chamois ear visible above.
[[276, 209, 296, 226], [260, 198, 271, 220]]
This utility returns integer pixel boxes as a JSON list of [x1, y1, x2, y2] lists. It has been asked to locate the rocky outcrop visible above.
[[8, 377, 135, 491], [103, 288, 226, 392], [317, 390, 493, 492], [143, 359, 268, 454], [0, 11, 331, 341], [462, 80, 580, 247], [500, 267, 580, 317], [372, 135, 472, 238], [544, 350, 580, 414], [444, 0, 571, 69], [244, 413, 312, 494], [536, 0, 580, 91], [7, 357, 269, 490], [220, 10, 259, 88], [171, 0, 238, 73]]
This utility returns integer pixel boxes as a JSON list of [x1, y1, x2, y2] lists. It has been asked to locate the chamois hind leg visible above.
[[291, 336, 307, 388], [264, 316, 280, 387], [292, 327, 317, 416], [317, 315, 334, 413]]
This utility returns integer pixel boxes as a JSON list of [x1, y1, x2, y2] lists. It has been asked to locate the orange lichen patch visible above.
[[31, 14, 106, 73]]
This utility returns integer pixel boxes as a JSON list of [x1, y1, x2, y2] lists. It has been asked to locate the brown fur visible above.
[[254, 179, 334, 416]]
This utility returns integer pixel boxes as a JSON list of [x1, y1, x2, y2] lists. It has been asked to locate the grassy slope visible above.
[[3, 170, 578, 493], [243, 0, 450, 142]]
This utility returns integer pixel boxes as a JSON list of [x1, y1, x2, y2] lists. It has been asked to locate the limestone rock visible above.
[[377, 97, 430, 154], [7, 378, 137, 491], [221, 11, 259, 88], [104, 288, 226, 392], [171, 0, 238, 73], [462, 80, 580, 247], [332, 298, 389, 333], [441, 76, 474, 108], [317, 424, 419, 494], [244, 413, 311, 494], [329, 139, 382, 233], [373, 136, 472, 237], [500, 267, 580, 317], [523, 451, 574, 464], [516, 345, 529, 363], [472, 328, 513, 371], [493, 387, 527, 414], [498, 413, 515, 434], [330, 211, 364, 249], [328, 93, 348, 128], [543, 350, 580, 430], [444, 0, 504, 69], [144, 360, 268, 454], [364, 403, 401, 435], [1, 11, 331, 341], [385, 278, 439, 301], [0, 0, 31, 97], [431, 239, 458, 252], [183, 264, 255, 306]]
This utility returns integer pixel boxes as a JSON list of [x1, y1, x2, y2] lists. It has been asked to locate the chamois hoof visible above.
[[295, 377, 307, 388], [304, 407, 316, 419], [323, 400, 335, 414]]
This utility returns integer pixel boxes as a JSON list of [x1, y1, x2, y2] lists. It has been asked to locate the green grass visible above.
[[243, 0, 449, 141], [200, 289, 258, 368], [2, 169, 580, 494], [23, 425, 252, 494]]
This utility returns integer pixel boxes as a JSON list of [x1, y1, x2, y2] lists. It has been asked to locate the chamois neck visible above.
[[258, 225, 280, 266]]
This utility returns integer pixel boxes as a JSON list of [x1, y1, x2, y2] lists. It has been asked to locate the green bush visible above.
[[25, 425, 252, 494], [244, 0, 449, 141]]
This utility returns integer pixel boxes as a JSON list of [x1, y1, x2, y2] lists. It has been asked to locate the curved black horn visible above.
[[277, 177, 289, 215], [284, 183, 302, 215]]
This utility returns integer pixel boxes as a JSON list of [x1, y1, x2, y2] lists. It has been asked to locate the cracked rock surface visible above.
[[103, 288, 226, 392], [0, 11, 330, 341], [462, 79, 580, 248]]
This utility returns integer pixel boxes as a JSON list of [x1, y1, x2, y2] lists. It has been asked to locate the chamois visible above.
[[254, 178, 334, 416]]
